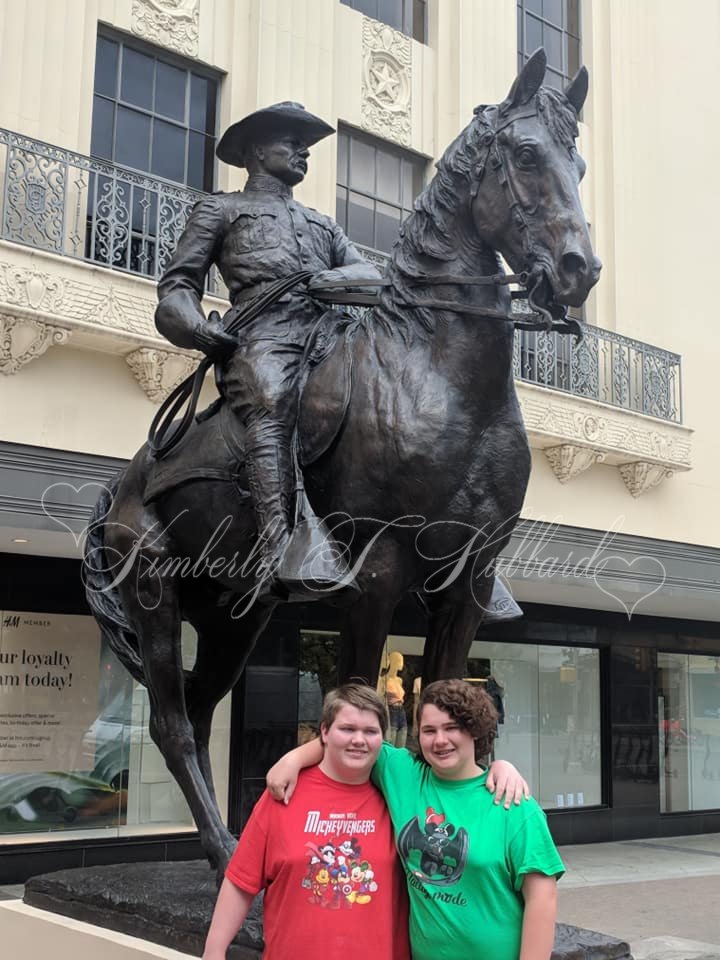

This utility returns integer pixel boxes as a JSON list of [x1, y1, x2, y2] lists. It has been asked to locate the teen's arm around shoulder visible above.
[[267, 738, 323, 803], [202, 878, 255, 960], [519, 872, 557, 960], [486, 758, 531, 808]]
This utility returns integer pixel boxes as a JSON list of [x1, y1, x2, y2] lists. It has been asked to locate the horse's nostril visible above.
[[561, 251, 587, 277]]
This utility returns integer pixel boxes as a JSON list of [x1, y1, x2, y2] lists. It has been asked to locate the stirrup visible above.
[[277, 492, 360, 602]]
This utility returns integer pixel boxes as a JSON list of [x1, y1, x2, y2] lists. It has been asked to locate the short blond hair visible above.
[[320, 684, 388, 737]]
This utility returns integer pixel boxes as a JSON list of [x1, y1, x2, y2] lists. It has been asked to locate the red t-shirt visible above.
[[226, 766, 410, 960]]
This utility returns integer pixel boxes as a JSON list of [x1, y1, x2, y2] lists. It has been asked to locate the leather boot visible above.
[[244, 438, 293, 603]]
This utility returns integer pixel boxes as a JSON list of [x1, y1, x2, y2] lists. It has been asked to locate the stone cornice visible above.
[[0, 241, 217, 388], [517, 380, 692, 494]]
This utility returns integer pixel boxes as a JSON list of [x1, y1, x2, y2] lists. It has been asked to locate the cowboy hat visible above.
[[216, 101, 335, 167]]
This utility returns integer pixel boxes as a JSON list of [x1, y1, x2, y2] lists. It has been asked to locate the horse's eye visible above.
[[515, 146, 537, 169]]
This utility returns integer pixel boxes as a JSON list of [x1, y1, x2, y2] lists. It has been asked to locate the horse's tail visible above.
[[83, 471, 146, 686]]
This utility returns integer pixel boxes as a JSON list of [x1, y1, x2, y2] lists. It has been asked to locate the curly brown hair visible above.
[[418, 679, 497, 761]]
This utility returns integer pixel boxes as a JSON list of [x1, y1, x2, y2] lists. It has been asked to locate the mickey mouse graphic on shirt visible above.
[[302, 837, 378, 907], [397, 807, 469, 886]]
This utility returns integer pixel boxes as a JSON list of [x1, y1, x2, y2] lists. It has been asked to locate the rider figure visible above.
[[155, 102, 381, 598]]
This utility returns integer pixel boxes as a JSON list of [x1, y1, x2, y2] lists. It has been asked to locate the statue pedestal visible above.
[[23, 860, 261, 959], [20, 860, 633, 960]]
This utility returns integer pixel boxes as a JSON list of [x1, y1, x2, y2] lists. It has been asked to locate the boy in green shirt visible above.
[[269, 679, 563, 960]]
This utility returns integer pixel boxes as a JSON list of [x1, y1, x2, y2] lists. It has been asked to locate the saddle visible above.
[[144, 312, 360, 505]]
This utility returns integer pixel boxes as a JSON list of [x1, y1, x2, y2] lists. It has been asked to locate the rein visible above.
[[313, 274, 581, 336]]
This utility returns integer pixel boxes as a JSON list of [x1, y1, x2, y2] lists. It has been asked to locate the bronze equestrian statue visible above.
[[155, 101, 381, 600], [84, 49, 600, 873]]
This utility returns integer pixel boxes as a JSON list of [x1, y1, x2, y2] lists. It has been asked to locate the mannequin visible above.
[[378, 651, 408, 748]]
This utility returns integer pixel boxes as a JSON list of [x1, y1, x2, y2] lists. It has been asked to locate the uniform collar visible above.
[[244, 174, 294, 198]]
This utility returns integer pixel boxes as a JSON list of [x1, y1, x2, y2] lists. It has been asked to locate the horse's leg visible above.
[[421, 577, 493, 684], [113, 547, 236, 873], [184, 595, 273, 807], [338, 589, 401, 685]]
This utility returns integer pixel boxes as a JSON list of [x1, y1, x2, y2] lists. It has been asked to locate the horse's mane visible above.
[[375, 85, 579, 343]]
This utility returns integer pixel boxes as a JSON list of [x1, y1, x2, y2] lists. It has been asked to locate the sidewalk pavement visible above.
[[1, 833, 719, 958], [558, 833, 720, 959]]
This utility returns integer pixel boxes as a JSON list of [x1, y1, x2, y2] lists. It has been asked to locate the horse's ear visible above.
[[503, 48, 547, 109], [564, 66, 588, 115]]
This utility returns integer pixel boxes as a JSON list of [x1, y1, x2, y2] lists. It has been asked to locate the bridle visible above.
[[316, 101, 583, 340]]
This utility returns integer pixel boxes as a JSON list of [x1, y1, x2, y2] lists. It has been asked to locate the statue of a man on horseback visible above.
[[155, 101, 381, 600], [85, 50, 601, 874]]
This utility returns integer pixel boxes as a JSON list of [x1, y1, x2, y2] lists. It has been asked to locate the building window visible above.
[[87, 31, 219, 279], [336, 127, 425, 256], [0, 611, 231, 843], [341, 0, 427, 44], [658, 652, 720, 813], [91, 31, 218, 190], [517, 0, 581, 89]]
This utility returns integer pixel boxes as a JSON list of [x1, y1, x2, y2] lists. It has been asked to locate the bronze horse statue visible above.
[[84, 50, 600, 872]]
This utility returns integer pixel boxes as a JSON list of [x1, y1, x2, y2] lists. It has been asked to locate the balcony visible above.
[[0, 129, 691, 492], [0, 127, 222, 293]]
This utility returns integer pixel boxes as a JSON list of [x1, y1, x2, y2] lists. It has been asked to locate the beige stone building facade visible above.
[[0, 0, 718, 880]]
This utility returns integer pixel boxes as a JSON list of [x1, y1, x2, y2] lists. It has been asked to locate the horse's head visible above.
[[469, 49, 601, 314]]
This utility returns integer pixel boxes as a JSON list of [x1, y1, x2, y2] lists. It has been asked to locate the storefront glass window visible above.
[[369, 634, 602, 810], [658, 652, 720, 813], [0, 611, 230, 842], [298, 630, 341, 742]]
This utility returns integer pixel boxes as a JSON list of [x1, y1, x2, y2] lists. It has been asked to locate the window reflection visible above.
[[151, 119, 186, 183], [0, 614, 230, 843], [298, 631, 340, 743], [155, 61, 187, 123], [517, 0, 581, 89], [340, 0, 426, 43], [338, 127, 426, 255], [120, 48, 154, 111], [658, 652, 720, 812]]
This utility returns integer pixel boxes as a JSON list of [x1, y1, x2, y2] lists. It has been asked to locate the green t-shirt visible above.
[[372, 743, 564, 960]]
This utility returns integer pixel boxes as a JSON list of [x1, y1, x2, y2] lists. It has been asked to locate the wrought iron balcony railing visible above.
[[511, 320, 682, 423], [0, 129, 682, 423], [0, 128, 222, 294]]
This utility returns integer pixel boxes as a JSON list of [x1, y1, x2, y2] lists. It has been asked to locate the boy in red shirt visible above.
[[202, 684, 411, 960]]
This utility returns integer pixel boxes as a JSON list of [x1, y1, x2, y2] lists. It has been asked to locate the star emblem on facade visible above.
[[370, 60, 400, 101]]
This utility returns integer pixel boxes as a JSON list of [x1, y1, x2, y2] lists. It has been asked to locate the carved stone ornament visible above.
[[518, 386, 693, 470], [361, 18, 412, 146], [126, 346, 197, 403], [131, 0, 200, 58], [545, 444, 606, 483], [2, 264, 67, 313], [0, 314, 71, 375], [618, 461, 674, 498]]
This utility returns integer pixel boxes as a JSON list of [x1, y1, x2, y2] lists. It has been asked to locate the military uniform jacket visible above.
[[156, 176, 375, 348]]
